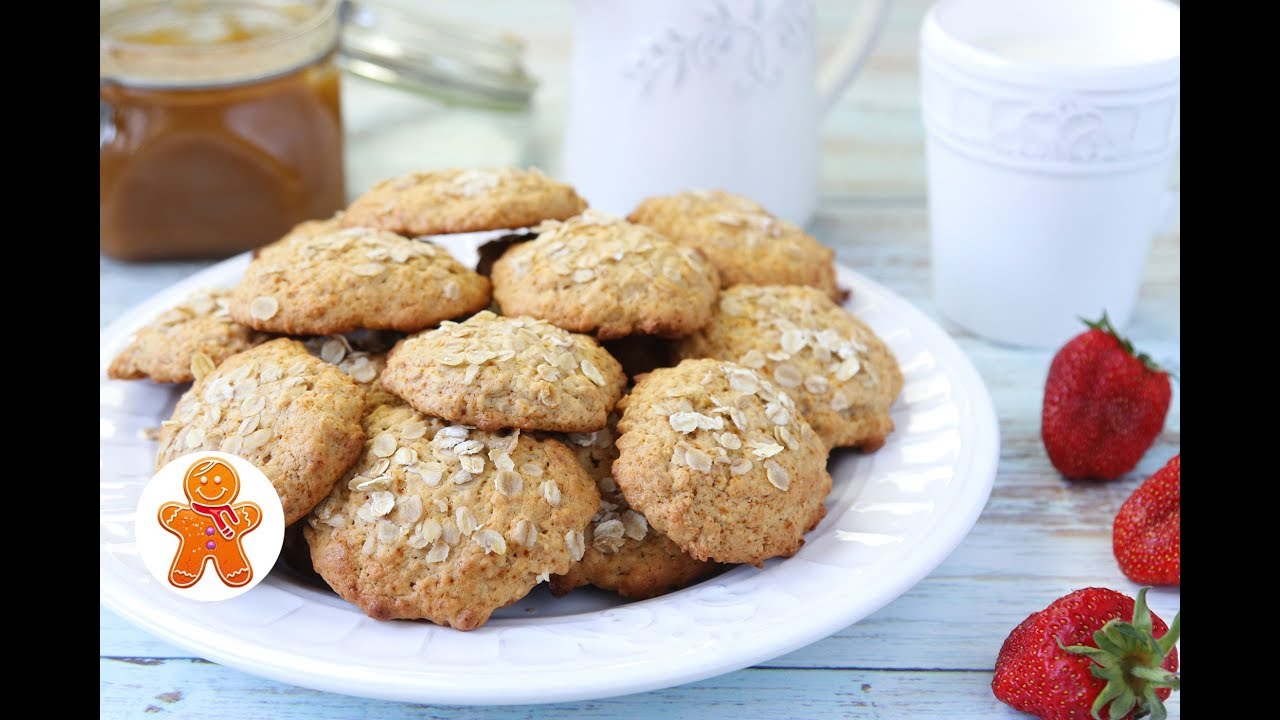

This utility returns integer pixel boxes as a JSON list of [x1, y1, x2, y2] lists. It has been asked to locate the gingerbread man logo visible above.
[[158, 457, 263, 588]]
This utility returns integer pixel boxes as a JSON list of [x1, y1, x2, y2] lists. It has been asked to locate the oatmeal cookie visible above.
[[229, 218, 490, 335], [108, 288, 268, 383], [156, 338, 366, 525], [491, 211, 720, 339], [677, 285, 903, 451], [628, 190, 838, 300], [550, 415, 722, 599], [342, 167, 587, 237], [381, 311, 626, 432], [613, 358, 831, 567], [304, 404, 599, 629]]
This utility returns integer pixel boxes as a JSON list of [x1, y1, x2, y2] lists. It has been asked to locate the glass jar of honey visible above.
[[100, 1, 345, 260]]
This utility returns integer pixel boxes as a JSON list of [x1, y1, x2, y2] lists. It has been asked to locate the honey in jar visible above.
[[100, 1, 345, 260]]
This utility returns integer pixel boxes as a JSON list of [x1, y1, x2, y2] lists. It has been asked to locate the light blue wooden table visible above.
[[100, 1, 1181, 716]]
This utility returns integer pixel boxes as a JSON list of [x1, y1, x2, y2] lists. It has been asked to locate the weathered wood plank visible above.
[[99, 657, 1179, 719]]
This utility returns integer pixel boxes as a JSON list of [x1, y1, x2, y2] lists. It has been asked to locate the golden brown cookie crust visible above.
[[156, 338, 367, 525], [628, 190, 838, 300], [380, 311, 627, 432], [229, 219, 491, 336], [491, 211, 720, 340], [613, 358, 832, 567], [304, 404, 600, 629], [549, 416, 722, 599], [108, 288, 267, 383], [341, 167, 588, 237], [677, 285, 904, 451]]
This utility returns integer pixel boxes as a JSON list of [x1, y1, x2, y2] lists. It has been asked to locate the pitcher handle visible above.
[[817, 0, 892, 115]]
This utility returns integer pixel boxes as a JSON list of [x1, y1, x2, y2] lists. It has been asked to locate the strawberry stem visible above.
[[1080, 312, 1164, 374], [1131, 666, 1179, 683], [1060, 588, 1180, 720], [1157, 612, 1180, 657]]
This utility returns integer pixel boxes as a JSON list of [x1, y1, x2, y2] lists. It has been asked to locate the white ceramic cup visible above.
[[920, 0, 1179, 348], [562, 0, 891, 225]]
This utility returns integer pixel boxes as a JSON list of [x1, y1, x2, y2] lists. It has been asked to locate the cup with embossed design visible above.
[[920, 0, 1179, 348]]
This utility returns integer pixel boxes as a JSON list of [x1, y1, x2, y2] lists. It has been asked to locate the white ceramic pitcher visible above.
[[562, 0, 891, 225]]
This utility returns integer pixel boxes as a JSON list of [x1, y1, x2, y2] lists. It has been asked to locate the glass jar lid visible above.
[[100, 0, 341, 88], [338, 0, 535, 111]]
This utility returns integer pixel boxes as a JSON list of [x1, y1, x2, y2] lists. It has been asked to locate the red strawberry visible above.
[[1041, 313, 1172, 479], [992, 587, 1180, 720], [1114, 454, 1180, 585]]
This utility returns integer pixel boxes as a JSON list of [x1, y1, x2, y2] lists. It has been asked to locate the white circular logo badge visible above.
[[136, 451, 285, 601]]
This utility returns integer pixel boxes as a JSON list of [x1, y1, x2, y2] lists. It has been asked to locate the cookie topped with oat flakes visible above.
[[304, 403, 600, 630], [613, 358, 832, 567], [341, 167, 588, 237], [677, 285, 903, 451], [549, 415, 723, 600], [229, 218, 490, 336], [628, 189, 839, 300], [491, 210, 720, 340], [156, 338, 366, 525], [108, 288, 268, 383], [380, 311, 627, 433]]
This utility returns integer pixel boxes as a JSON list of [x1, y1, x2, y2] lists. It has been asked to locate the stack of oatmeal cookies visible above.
[[110, 167, 904, 631]]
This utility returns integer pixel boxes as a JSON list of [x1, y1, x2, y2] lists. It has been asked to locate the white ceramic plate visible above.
[[100, 242, 999, 705]]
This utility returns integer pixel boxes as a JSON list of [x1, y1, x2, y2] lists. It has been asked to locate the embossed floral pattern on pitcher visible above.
[[563, 0, 890, 223], [624, 0, 813, 94]]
